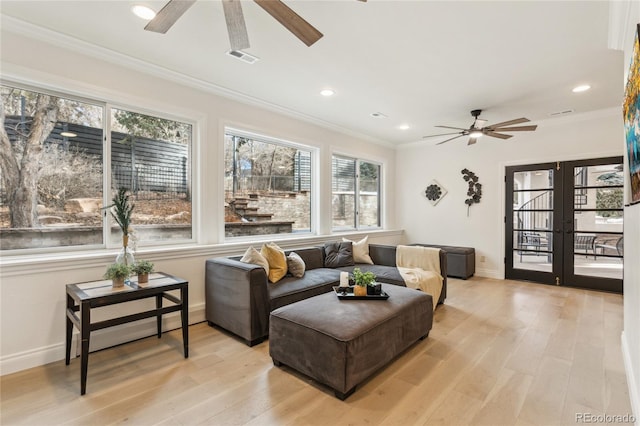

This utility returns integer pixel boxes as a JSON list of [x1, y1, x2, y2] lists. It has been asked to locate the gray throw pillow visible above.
[[324, 241, 355, 268], [287, 252, 306, 278]]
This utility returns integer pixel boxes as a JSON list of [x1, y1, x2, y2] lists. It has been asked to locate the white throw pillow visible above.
[[287, 252, 306, 278], [240, 246, 269, 274], [343, 236, 374, 264]]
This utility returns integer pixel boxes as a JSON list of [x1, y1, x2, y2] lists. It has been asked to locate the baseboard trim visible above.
[[474, 268, 501, 279], [621, 331, 640, 423], [620, 331, 640, 426], [0, 304, 205, 376]]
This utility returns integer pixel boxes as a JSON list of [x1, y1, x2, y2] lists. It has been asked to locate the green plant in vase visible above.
[[104, 263, 131, 288], [104, 188, 135, 267], [352, 268, 376, 296], [132, 260, 154, 284]]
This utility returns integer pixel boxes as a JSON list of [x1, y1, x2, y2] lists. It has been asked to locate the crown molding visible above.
[[0, 15, 393, 149], [608, 0, 635, 51]]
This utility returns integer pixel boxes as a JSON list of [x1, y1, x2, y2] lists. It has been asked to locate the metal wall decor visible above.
[[461, 168, 482, 215], [425, 180, 447, 206]]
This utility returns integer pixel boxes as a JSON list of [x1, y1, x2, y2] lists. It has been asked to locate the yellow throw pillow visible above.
[[240, 246, 269, 274], [261, 242, 288, 283], [343, 236, 374, 264]]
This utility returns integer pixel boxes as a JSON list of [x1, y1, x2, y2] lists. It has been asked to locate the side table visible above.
[[65, 272, 189, 395]]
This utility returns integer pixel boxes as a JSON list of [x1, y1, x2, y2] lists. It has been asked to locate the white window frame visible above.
[[331, 154, 382, 231], [223, 127, 317, 241], [0, 81, 198, 254]]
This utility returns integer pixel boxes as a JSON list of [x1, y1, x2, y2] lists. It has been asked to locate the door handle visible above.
[[555, 229, 562, 233], [566, 229, 573, 234]]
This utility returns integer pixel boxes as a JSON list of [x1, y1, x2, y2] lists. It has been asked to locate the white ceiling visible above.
[[0, 0, 623, 146]]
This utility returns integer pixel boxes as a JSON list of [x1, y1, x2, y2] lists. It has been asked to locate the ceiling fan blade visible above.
[[254, 0, 323, 47], [468, 137, 478, 145], [436, 134, 465, 145], [422, 131, 463, 139], [144, 0, 196, 34], [491, 125, 538, 132], [485, 131, 513, 140], [435, 125, 468, 131], [486, 117, 529, 129], [222, 0, 250, 50]]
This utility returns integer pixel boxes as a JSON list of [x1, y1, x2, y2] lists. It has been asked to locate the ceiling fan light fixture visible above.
[[132, 5, 156, 20], [469, 130, 483, 138]]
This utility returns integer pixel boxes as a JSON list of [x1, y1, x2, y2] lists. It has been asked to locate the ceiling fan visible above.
[[423, 109, 538, 146], [144, 0, 366, 50]]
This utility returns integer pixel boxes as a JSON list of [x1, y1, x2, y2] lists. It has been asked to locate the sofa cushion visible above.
[[324, 241, 354, 268], [284, 247, 324, 270], [240, 246, 269, 273], [268, 268, 341, 311], [343, 236, 374, 265], [336, 264, 406, 287], [261, 242, 288, 283], [287, 252, 306, 278]]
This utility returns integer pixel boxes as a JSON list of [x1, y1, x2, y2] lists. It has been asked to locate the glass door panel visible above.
[[567, 162, 623, 285], [506, 165, 559, 284]]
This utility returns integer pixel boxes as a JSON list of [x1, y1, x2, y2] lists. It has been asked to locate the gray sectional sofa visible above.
[[205, 243, 447, 346]]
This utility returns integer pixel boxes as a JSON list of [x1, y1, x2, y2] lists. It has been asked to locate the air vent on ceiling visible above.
[[226, 50, 260, 64], [549, 109, 574, 117]]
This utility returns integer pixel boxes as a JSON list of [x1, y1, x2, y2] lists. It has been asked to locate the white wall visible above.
[[616, 0, 640, 419], [396, 110, 622, 278], [0, 27, 401, 374]]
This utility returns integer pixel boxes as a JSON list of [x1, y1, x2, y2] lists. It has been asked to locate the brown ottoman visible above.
[[269, 284, 433, 400]]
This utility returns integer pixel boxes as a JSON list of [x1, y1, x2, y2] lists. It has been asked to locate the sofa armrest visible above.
[[205, 257, 270, 345]]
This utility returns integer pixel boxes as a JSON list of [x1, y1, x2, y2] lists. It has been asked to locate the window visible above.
[[224, 129, 312, 238], [109, 108, 192, 245], [332, 155, 381, 230], [0, 83, 193, 251]]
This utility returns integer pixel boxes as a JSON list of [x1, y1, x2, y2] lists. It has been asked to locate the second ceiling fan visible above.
[[423, 109, 538, 146], [145, 0, 365, 50]]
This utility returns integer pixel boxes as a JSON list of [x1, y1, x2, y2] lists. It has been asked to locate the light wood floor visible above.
[[1, 278, 634, 426]]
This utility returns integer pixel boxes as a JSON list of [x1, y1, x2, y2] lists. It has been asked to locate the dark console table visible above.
[[65, 272, 189, 395]]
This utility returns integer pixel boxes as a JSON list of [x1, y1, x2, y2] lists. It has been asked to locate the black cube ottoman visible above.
[[269, 284, 432, 400], [412, 244, 475, 279]]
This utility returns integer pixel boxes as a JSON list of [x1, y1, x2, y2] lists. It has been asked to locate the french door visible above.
[[505, 157, 623, 293]]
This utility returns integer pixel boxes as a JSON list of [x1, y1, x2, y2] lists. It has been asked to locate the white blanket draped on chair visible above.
[[396, 245, 443, 310]]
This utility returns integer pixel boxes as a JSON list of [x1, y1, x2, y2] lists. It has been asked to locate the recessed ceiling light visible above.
[[370, 112, 388, 118], [398, 124, 410, 130], [320, 89, 335, 97], [60, 131, 77, 138], [572, 84, 591, 93], [132, 5, 156, 20]]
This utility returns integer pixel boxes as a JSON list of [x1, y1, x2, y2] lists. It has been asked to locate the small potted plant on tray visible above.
[[104, 263, 131, 288], [132, 260, 154, 284], [352, 268, 377, 297]]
